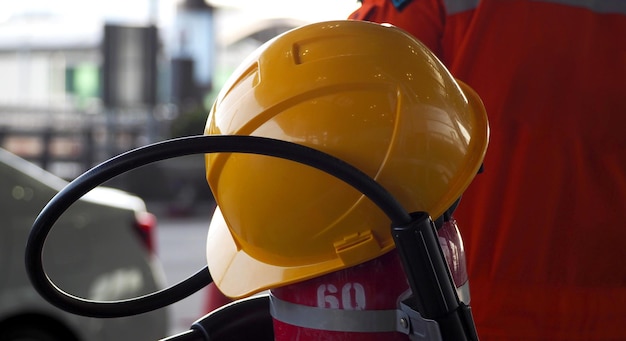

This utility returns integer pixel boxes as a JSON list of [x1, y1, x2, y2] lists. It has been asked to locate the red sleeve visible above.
[[349, 0, 446, 56]]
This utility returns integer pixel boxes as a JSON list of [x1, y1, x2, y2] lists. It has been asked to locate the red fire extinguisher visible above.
[[269, 218, 471, 341], [200, 217, 474, 341]]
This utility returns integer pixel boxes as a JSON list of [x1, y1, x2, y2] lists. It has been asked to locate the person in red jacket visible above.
[[350, 1, 626, 340]]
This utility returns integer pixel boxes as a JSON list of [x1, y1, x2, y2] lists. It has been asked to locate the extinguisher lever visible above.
[[391, 211, 479, 341]]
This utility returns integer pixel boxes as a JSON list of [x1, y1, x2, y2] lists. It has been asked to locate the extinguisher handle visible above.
[[391, 211, 479, 341]]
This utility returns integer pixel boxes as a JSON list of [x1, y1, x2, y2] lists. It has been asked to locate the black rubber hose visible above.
[[25, 135, 411, 318]]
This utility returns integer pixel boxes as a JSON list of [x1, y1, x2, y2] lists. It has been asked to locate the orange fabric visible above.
[[351, 1, 626, 340]]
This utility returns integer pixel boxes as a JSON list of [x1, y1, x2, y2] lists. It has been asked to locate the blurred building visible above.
[[0, 10, 109, 179], [0, 0, 306, 201]]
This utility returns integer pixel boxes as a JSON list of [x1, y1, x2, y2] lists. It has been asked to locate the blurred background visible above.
[[0, 0, 359, 338], [0, 0, 358, 205]]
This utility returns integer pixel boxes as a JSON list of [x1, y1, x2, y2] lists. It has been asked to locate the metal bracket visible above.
[[397, 301, 443, 341]]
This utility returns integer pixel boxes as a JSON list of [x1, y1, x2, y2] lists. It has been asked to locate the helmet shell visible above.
[[205, 20, 488, 298]]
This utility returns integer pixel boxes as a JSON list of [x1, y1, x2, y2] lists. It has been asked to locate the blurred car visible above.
[[0, 147, 169, 341]]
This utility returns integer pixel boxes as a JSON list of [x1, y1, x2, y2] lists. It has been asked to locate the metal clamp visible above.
[[397, 301, 443, 341]]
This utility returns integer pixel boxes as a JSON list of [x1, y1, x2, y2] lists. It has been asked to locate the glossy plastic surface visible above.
[[204, 20, 488, 298]]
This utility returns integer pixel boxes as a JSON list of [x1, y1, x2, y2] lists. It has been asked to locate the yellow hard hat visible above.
[[204, 20, 489, 299]]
